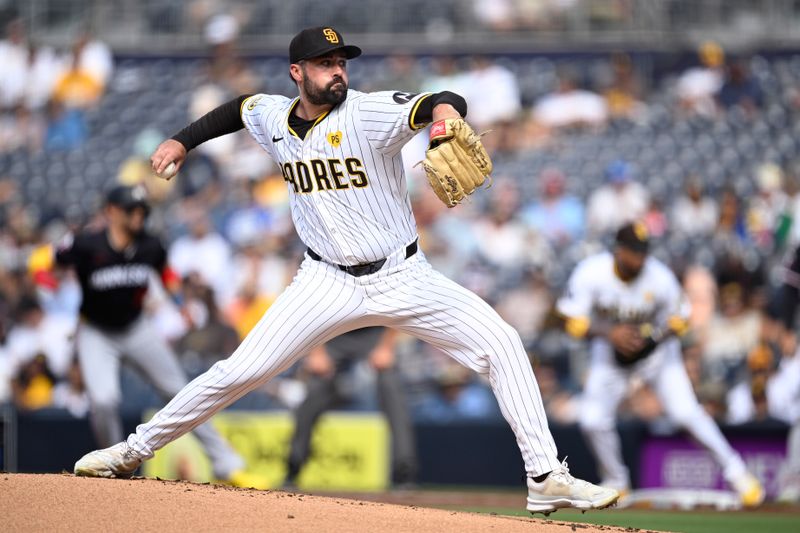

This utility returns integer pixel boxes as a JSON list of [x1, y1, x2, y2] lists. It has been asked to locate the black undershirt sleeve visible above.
[[413, 91, 468, 125], [171, 94, 252, 151]]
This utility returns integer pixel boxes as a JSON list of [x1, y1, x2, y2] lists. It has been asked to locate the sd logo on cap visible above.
[[289, 26, 361, 63]]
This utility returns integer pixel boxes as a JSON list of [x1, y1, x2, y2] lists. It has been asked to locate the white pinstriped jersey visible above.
[[240, 90, 431, 266], [557, 252, 690, 327]]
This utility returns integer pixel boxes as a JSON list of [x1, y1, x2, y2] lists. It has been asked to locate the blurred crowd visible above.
[[0, 16, 798, 438]]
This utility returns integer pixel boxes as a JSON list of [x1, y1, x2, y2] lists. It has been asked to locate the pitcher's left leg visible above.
[[368, 257, 617, 513]]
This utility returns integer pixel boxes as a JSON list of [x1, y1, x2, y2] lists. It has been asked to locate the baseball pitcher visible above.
[[74, 27, 617, 514]]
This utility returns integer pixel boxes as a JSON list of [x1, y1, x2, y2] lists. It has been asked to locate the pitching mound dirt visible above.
[[2, 473, 636, 532]]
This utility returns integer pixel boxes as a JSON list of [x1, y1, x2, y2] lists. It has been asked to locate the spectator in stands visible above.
[[671, 177, 718, 237], [224, 239, 283, 340], [0, 19, 28, 110], [773, 170, 800, 251], [472, 0, 516, 32], [367, 53, 422, 93], [228, 237, 291, 308], [0, 104, 45, 154], [204, 14, 258, 95], [462, 55, 521, 131], [5, 295, 75, 380], [586, 160, 648, 237], [169, 208, 232, 305], [711, 188, 751, 257], [413, 362, 501, 422], [533, 72, 608, 131], [43, 99, 88, 151], [11, 353, 55, 410], [411, 187, 479, 279], [177, 274, 239, 364], [421, 56, 469, 96], [727, 344, 799, 424], [676, 41, 725, 117], [683, 263, 718, 334], [747, 162, 787, 252], [520, 167, 584, 248], [602, 52, 646, 121], [534, 360, 579, 425], [74, 32, 114, 90], [717, 59, 763, 114], [495, 266, 553, 347], [642, 198, 668, 238], [52, 54, 103, 110], [23, 44, 65, 111], [702, 281, 763, 383], [52, 357, 90, 418], [471, 179, 553, 271]]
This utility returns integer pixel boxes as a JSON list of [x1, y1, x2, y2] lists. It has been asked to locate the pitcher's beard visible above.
[[304, 78, 347, 106]]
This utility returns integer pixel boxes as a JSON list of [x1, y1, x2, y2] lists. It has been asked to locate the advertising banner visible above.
[[640, 435, 787, 498], [142, 411, 389, 491]]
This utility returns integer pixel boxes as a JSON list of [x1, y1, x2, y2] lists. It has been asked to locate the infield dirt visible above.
[[1, 473, 649, 532]]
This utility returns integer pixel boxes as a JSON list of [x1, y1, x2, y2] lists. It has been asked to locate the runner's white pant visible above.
[[127, 249, 562, 476], [578, 338, 747, 489], [78, 317, 244, 478]]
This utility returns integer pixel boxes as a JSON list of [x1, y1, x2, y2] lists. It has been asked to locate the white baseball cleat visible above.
[[74, 442, 143, 478], [527, 459, 620, 515]]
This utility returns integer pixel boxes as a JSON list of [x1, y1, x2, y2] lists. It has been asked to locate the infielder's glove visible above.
[[419, 118, 493, 208], [612, 323, 662, 367], [613, 335, 658, 367]]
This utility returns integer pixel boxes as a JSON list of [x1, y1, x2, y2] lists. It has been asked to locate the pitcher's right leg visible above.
[[75, 259, 369, 477]]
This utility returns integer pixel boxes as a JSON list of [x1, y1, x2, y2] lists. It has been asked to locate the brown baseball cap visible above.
[[289, 26, 362, 63]]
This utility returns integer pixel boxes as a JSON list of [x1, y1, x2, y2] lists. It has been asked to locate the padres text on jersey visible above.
[[240, 90, 431, 266]]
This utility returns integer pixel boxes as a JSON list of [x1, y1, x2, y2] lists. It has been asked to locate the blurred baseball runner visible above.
[[74, 26, 618, 514], [56, 185, 260, 487], [557, 222, 764, 507]]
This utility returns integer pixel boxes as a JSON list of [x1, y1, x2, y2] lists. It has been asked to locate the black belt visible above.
[[308, 239, 418, 277]]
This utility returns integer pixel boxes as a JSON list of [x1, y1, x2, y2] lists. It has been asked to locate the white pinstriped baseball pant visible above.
[[127, 247, 562, 476]]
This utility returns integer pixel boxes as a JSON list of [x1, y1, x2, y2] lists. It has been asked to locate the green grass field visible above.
[[462, 507, 800, 533]]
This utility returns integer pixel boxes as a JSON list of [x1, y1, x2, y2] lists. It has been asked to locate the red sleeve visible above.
[[161, 266, 181, 292]]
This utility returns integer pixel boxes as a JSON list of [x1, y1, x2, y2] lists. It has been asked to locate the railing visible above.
[[5, 0, 800, 53]]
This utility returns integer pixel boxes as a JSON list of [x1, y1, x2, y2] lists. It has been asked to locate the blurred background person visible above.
[[586, 160, 648, 237], [521, 167, 584, 249], [285, 328, 418, 489], [670, 176, 719, 238]]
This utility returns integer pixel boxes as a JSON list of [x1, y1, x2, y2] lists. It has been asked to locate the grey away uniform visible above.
[[56, 228, 244, 478]]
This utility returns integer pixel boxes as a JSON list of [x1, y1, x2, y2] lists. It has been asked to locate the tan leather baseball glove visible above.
[[419, 118, 493, 208]]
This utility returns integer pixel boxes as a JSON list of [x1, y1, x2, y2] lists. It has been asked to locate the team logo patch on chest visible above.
[[327, 131, 343, 148]]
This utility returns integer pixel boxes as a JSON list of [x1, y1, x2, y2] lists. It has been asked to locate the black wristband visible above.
[[171, 94, 252, 151], [413, 91, 468, 126], [429, 91, 468, 117]]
